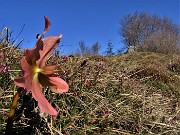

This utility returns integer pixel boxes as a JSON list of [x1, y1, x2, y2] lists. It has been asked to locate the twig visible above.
[[12, 24, 25, 46]]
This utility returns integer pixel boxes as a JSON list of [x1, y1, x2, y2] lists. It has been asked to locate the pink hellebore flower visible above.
[[14, 16, 68, 116]]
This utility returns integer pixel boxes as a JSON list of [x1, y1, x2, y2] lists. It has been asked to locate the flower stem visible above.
[[5, 88, 22, 135]]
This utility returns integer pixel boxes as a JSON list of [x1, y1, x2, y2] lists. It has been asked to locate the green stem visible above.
[[5, 88, 22, 135]]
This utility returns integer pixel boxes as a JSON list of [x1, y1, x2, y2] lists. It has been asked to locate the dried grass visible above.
[[0, 39, 180, 134]]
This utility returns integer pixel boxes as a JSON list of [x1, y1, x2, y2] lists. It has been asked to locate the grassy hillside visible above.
[[0, 44, 180, 134]]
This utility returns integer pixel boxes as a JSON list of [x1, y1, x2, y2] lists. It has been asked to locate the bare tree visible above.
[[138, 29, 180, 54], [77, 41, 92, 56], [92, 41, 100, 55], [79, 41, 86, 55], [119, 11, 180, 54]]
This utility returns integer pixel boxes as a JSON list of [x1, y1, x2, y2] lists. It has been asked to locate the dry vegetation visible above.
[[0, 37, 180, 135]]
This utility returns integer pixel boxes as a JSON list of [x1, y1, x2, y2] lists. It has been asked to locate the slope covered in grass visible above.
[[0, 44, 180, 134]]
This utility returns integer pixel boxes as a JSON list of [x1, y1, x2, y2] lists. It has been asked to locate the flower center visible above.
[[34, 67, 42, 74]]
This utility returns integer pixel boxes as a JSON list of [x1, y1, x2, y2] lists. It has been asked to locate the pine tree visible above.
[[105, 40, 115, 56]]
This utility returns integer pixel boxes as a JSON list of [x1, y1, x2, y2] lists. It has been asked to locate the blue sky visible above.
[[0, 0, 179, 55]]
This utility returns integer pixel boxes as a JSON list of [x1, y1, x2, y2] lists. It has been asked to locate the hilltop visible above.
[[0, 45, 180, 134]]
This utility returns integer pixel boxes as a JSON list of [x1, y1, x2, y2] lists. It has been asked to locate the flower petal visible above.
[[14, 77, 26, 88], [41, 65, 57, 75], [25, 46, 42, 65], [44, 16, 51, 34], [25, 16, 50, 65], [14, 57, 32, 94], [48, 77, 69, 93], [38, 74, 68, 93], [35, 16, 50, 45], [14, 75, 32, 94], [20, 57, 32, 76], [24, 76, 33, 94], [37, 35, 62, 67], [32, 75, 58, 116]]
